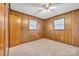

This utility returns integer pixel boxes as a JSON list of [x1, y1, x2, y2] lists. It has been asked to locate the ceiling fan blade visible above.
[[40, 10, 44, 14], [49, 3, 62, 10], [34, 8, 43, 15], [49, 6, 56, 10]]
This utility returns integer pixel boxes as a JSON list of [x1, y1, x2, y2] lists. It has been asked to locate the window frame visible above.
[[53, 18, 65, 30], [29, 19, 38, 30]]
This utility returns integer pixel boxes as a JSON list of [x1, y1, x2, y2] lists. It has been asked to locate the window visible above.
[[54, 18, 65, 30], [29, 20, 37, 30]]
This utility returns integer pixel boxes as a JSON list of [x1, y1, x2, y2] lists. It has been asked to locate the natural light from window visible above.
[[29, 20, 37, 30], [54, 18, 65, 30]]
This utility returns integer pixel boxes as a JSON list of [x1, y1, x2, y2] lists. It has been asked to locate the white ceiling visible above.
[[10, 3, 79, 19]]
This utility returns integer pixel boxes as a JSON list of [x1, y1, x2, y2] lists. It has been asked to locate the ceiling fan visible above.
[[36, 3, 56, 14]]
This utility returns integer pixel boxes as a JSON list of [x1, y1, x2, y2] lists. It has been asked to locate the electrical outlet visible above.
[[61, 37, 63, 39], [0, 44, 3, 47]]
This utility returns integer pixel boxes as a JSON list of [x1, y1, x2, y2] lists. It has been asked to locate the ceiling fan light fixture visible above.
[[45, 3, 50, 8], [42, 3, 56, 14], [43, 9, 48, 13], [43, 8, 50, 13]]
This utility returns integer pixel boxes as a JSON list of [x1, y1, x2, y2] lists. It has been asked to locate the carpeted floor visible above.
[[9, 38, 79, 56]]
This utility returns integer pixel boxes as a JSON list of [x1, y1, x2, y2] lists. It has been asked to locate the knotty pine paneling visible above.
[[10, 10, 45, 47], [45, 9, 79, 47], [72, 9, 79, 46], [10, 14, 22, 47]]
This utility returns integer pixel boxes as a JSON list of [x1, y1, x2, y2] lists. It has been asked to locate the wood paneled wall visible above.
[[72, 9, 79, 46], [45, 9, 79, 47], [10, 10, 45, 47]]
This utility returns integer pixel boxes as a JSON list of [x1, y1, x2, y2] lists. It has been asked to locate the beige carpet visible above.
[[9, 38, 79, 56]]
